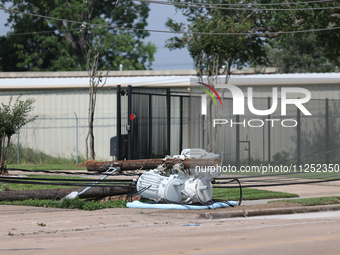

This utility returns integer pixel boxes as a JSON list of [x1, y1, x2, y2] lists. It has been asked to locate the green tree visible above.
[[0, 96, 37, 175], [0, 0, 156, 71], [85, 46, 109, 160], [166, 8, 267, 79], [165, 0, 339, 152], [262, 33, 340, 73], [0, 35, 27, 71], [166, 0, 339, 75]]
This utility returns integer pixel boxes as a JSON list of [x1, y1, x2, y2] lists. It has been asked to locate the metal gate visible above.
[[116, 85, 190, 160]]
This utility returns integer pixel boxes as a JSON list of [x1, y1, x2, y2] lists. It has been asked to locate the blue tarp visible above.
[[126, 200, 238, 210]]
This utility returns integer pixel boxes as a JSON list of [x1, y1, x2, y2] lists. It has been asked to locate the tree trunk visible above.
[[86, 89, 93, 160], [85, 132, 89, 161], [3, 136, 11, 171], [0, 136, 3, 175], [90, 106, 95, 160], [0, 138, 5, 174], [0, 185, 133, 201]]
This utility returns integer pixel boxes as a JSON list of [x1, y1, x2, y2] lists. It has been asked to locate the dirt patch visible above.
[[100, 195, 141, 202]]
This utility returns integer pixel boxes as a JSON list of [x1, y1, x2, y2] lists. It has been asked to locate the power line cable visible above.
[[135, 0, 339, 10], [1, 7, 340, 36], [6, 28, 80, 36], [136, 0, 334, 6]]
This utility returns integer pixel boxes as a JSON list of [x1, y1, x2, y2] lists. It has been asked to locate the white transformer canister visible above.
[[136, 170, 184, 203], [182, 177, 213, 204]]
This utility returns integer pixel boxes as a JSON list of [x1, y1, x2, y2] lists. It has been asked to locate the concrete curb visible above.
[[200, 204, 340, 219]]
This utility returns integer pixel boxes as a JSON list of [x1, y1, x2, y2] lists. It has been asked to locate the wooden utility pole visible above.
[[0, 186, 133, 202], [86, 158, 220, 172]]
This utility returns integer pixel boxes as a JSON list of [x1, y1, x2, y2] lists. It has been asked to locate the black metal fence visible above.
[[115, 85, 340, 168], [116, 85, 190, 160], [189, 94, 340, 167]]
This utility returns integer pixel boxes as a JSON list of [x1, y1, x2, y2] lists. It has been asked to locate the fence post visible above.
[[166, 87, 171, 155], [297, 105, 301, 166], [117, 85, 121, 160], [268, 97, 271, 163], [17, 129, 20, 164], [74, 112, 79, 165], [127, 85, 132, 160], [263, 116, 265, 162], [179, 96, 183, 154], [236, 115, 240, 168], [198, 114, 201, 148], [326, 98, 329, 165], [149, 94, 152, 158]]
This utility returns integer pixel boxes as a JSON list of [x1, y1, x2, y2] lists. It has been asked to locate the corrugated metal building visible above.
[[1, 70, 339, 162]]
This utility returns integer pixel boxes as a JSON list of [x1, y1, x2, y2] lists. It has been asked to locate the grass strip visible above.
[[0, 175, 131, 191], [269, 196, 340, 206], [0, 198, 127, 210], [7, 164, 86, 170], [213, 187, 299, 201]]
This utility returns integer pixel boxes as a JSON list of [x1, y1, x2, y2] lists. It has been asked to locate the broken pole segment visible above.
[[86, 158, 220, 172], [0, 185, 133, 202]]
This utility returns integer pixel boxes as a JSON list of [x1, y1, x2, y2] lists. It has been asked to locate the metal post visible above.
[[179, 96, 183, 154], [236, 115, 240, 168], [240, 141, 250, 166], [117, 85, 121, 160], [297, 105, 301, 166], [166, 87, 171, 155], [248, 142, 251, 166], [198, 114, 200, 148], [263, 116, 265, 162], [74, 112, 78, 165], [127, 85, 132, 160], [17, 129, 20, 164], [149, 94, 152, 158], [326, 98, 329, 165], [268, 97, 271, 163], [202, 115, 205, 150]]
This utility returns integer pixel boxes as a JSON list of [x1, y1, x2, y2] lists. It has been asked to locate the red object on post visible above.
[[130, 114, 136, 120]]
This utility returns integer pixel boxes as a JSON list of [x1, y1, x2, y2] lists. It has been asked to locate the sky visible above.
[[0, 3, 194, 70]]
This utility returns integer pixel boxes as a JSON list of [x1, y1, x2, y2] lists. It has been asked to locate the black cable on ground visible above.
[[0, 178, 135, 189], [212, 178, 242, 206], [0, 176, 136, 183], [214, 176, 340, 188], [214, 169, 337, 180], [125, 184, 151, 202], [3, 168, 141, 176]]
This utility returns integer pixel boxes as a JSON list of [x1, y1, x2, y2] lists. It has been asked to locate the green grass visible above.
[[6, 143, 87, 170], [0, 197, 127, 210], [270, 196, 340, 206], [213, 187, 299, 201], [0, 174, 130, 191], [0, 186, 299, 210], [0, 174, 129, 210], [0, 175, 88, 191], [7, 164, 86, 171]]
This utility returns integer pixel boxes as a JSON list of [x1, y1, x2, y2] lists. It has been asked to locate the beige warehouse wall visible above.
[[0, 86, 189, 161], [0, 88, 118, 160], [2, 81, 340, 162]]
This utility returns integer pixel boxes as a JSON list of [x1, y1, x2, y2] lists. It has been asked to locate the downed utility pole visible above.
[[87, 158, 220, 172], [63, 166, 119, 200], [0, 185, 133, 202]]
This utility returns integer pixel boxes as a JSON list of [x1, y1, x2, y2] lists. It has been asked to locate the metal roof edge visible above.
[[0, 67, 278, 78]]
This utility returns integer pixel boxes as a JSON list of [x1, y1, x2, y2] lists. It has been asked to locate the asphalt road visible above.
[[1, 205, 339, 255]]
